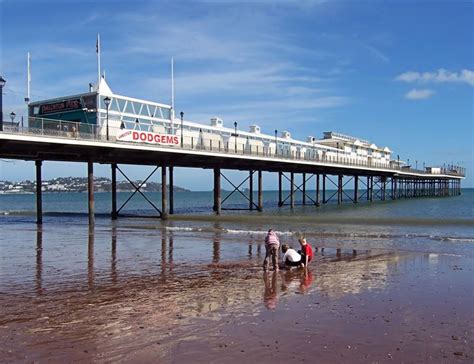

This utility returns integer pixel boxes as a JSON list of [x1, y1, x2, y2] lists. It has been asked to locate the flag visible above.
[[96, 34, 100, 54]]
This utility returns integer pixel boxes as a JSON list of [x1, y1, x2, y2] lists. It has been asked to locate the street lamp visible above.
[[104, 96, 111, 141], [180, 111, 184, 147], [0, 75, 6, 132], [274, 129, 278, 156], [234, 121, 238, 153], [10, 111, 16, 125]]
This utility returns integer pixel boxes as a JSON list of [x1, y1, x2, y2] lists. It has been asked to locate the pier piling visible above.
[[322, 174, 326, 204], [35, 160, 43, 225], [278, 172, 283, 207], [169, 166, 174, 215], [161, 165, 168, 220], [337, 175, 343, 205], [88, 161, 94, 226], [213, 168, 221, 215], [111, 163, 117, 220], [257, 170, 263, 212], [302, 172, 306, 205], [354, 175, 359, 203], [249, 170, 254, 210], [316, 174, 320, 206], [290, 172, 295, 208]]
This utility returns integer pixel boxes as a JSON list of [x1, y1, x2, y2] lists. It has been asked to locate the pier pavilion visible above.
[[0, 78, 465, 224]]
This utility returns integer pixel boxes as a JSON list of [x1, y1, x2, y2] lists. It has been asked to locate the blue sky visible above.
[[0, 0, 473, 190]]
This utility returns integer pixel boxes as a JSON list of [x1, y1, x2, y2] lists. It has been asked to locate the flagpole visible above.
[[26, 52, 31, 102], [171, 57, 175, 134], [97, 33, 101, 91]]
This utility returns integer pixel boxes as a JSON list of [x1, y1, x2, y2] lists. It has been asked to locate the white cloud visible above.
[[405, 88, 435, 100], [396, 69, 474, 86]]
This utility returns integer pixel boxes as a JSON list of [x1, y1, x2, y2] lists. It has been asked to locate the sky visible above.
[[0, 0, 473, 190]]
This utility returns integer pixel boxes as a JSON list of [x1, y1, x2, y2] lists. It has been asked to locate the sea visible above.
[[1, 188, 473, 257]]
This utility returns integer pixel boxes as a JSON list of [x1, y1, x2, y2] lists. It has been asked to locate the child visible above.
[[263, 229, 280, 271], [298, 237, 314, 268], [281, 244, 302, 269]]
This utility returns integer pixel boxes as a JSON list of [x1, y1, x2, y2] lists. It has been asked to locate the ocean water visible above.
[[1, 188, 473, 258]]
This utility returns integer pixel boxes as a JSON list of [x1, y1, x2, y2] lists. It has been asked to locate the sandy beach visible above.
[[1, 223, 473, 363]]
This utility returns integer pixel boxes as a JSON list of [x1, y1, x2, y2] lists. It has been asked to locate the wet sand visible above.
[[1, 223, 473, 363]]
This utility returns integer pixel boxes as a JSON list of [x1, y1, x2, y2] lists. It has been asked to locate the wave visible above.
[[161, 226, 474, 244]]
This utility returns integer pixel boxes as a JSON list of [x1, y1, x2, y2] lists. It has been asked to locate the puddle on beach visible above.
[[1, 222, 473, 362]]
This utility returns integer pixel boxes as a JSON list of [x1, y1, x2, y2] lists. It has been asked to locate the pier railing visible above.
[[0, 118, 465, 178]]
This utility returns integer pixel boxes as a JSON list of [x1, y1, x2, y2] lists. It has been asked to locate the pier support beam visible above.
[[213, 168, 221, 215], [354, 175, 359, 203], [161, 165, 168, 220], [322, 174, 326, 204], [391, 177, 397, 200], [35, 160, 43, 225], [337, 175, 343, 205], [169, 166, 174, 215], [302, 172, 306, 205], [257, 170, 263, 212], [315, 174, 320, 206], [278, 172, 283, 207], [290, 172, 295, 208], [111, 163, 117, 220], [381, 176, 386, 201], [88, 161, 95, 226], [369, 176, 374, 202], [249, 170, 254, 210]]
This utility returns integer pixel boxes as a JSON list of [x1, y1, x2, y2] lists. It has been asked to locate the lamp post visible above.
[[10, 111, 16, 125], [0, 75, 6, 132], [180, 111, 184, 147], [104, 96, 111, 141], [234, 121, 237, 153], [274, 129, 278, 156]]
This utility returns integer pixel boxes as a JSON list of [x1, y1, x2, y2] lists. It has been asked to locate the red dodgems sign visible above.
[[117, 130, 179, 145]]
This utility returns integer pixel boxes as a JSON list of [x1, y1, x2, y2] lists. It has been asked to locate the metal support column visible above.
[[214, 168, 221, 215], [249, 170, 254, 210], [257, 170, 263, 212], [290, 172, 295, 208], [302, 172, 306, 205], [381, 176, 386, 201], [322, 174, 326, 204], [337, 175, 343, 205], [169, 166, 174, 215], [88, 161, 95, 226], [161, 165, 168, 220], [278, 171, 283, 207], [366, 176, 370, 201], [111, 163, 117, 220], [35, 160, 43, 225], [354, 175, 359, 203], [391, 177, 397, 200], [369, 176, 373, 202], [315, 174, 320, 206]]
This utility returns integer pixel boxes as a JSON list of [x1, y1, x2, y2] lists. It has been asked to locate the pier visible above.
[[0, 78, 465, 224], [0, 120, 464, 224]]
